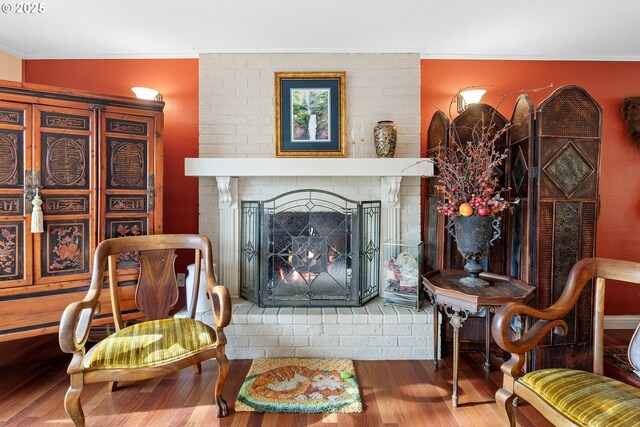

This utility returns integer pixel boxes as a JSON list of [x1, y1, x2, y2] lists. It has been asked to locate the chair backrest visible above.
[[629, 322, 640, 377], [90, 234, 216, 329]]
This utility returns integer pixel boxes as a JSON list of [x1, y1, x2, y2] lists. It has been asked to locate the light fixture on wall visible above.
[[457, 89, 486, 114], [131, 87, 163, 101]]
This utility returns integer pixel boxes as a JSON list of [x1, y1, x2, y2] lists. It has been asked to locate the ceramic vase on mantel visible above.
[[448, 215, 502, 287], [373, 120, 397, 157]]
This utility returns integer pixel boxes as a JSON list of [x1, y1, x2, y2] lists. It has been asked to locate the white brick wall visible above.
[[198, 53, 422, 266], [194, 298, 440, 360]]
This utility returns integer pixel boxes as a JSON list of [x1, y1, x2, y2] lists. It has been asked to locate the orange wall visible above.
[[24, 59, 199, 274], [421, 60, 640, 315]]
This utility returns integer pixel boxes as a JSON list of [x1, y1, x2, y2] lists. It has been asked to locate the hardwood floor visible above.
[[0, 325, 625, 424], [0, 333, 556, 427]]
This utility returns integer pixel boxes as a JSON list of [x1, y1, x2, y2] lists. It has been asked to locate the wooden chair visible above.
[[58, 234, 232, 426], [492, 258, 640, 426]]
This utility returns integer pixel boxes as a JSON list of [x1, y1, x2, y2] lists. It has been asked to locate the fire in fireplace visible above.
[[240, 190, 380, 307]]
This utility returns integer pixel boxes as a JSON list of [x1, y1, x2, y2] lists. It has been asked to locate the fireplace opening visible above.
[[240, 190, 380, 307]]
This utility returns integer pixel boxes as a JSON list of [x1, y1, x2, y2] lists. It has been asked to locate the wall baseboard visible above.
[[604, 315, 640, 330]]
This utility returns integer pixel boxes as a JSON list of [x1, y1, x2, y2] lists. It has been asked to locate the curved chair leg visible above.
[[495, 388, 516, 427], [214, 356, 230, 417], [193, 361, 202, 374], [64, 374, 85, 427], [107, 381, 118, 392]]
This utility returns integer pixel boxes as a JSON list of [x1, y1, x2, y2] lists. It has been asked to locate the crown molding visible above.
[[14, 49, 640, 62], [193, 47, 421, 55], [21, 52, 198, 60], [419, 52, 640, 62]]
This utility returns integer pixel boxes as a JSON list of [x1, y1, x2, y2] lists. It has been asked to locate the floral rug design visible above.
[[236, 358, 362, 413]]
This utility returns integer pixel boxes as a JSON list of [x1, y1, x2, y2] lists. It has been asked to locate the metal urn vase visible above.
[[448, 215, 501, 287], [373, 120, 397, 157]]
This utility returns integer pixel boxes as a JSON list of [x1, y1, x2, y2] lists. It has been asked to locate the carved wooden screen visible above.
[[33, 105, 96, 284], [533, 86, 601, 370], [100, 111, 159, 250], [507, 95, 535, 282], [423, 111, 448, 272], [0, 101, 32, 288], [446, 104, 509, 274]]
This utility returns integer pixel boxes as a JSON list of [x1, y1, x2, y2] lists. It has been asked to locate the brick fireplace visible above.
[[184, 52, 440, 359]]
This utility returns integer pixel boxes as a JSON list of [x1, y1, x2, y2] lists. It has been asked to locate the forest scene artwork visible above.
[[291, 88, 330, 142], [275, 72, 345, 157]]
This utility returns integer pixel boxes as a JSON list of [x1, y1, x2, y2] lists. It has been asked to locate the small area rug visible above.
[[235, 358, 362, 413]]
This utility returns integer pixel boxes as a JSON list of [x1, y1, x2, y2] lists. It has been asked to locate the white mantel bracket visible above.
[[186, 158, 433, 296]]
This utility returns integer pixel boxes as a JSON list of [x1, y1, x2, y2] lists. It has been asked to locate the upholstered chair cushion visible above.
[[519, 368, 640, 426], [85, 318, 217, 370]]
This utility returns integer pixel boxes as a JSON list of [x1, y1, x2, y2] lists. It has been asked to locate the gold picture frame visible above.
[[275, 71, 346, 157]]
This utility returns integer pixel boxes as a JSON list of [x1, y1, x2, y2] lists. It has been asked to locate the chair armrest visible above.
[[59, 298, 100, 354], [492, 258, 608, 360], [209, 284, 232, 329], [492, 302, 568, 356]]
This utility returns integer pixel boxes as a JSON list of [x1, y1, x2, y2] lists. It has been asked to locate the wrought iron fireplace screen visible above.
[[240, 189, 380, 307]]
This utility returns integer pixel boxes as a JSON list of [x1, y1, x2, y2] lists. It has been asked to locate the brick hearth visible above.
[[180, 299, 440, 360]]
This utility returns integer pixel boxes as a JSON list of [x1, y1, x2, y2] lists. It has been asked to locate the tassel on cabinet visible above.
[[31, 188, 43, 233]]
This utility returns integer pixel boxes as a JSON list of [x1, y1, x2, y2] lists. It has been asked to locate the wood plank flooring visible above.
[[0, 333, 556, 426]]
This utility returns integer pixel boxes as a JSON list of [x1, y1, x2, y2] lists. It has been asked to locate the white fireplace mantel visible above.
[[185, 157, 433, 178], [184, 157, 433, 296]]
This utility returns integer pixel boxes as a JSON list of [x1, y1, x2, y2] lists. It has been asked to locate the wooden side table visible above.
[[423, 269, 534, 407]]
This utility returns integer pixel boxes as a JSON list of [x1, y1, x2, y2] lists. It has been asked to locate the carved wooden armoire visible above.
[[0, 80, 163, 341], [424, 85, 602, 370]]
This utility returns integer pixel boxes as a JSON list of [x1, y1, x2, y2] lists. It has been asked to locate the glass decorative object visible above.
[[383, 240, 423, 309]]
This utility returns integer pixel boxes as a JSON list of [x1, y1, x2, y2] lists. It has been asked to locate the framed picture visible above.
[[275, 71, 346, 157]]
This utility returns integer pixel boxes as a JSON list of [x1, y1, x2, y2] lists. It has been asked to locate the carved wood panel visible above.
[[0, 101, 31, 289], [533, 86, 601, 371], [106, 217, 147, 269], [507, 95, 535, 282], [0, 108, 24, 126], [41, 195, 89, 215], [424, 111, 448, 272], [106, 195, 147, 213], [0, 131, 22, 189], [40, 219, 90, 277], [41, 111, 91, 131], [41, 133, 90, 189], [106, 118, 148, 136], [0, 223, 24, 281], [106, 138, 147, 190]]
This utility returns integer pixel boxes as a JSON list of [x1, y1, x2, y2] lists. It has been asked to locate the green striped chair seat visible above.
[[519, 368, 640, 427], [85, 318, 217, 370]]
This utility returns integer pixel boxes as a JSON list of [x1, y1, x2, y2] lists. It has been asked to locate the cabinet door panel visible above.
[[33, 105, 96, 284], [0, 101, 32, 289], [40, 219, 90, 278], [100, 112, 157, 240]]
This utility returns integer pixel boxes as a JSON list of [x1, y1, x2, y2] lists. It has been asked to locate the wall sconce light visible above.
[[457, 89, 486, 114], [131, 87, 163, 101]]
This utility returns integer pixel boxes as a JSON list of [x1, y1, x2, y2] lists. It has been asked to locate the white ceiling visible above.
[[1, 0, 639, 60]]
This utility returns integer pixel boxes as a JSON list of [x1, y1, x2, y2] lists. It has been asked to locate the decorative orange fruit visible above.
[[459, 203, 473, 216]]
